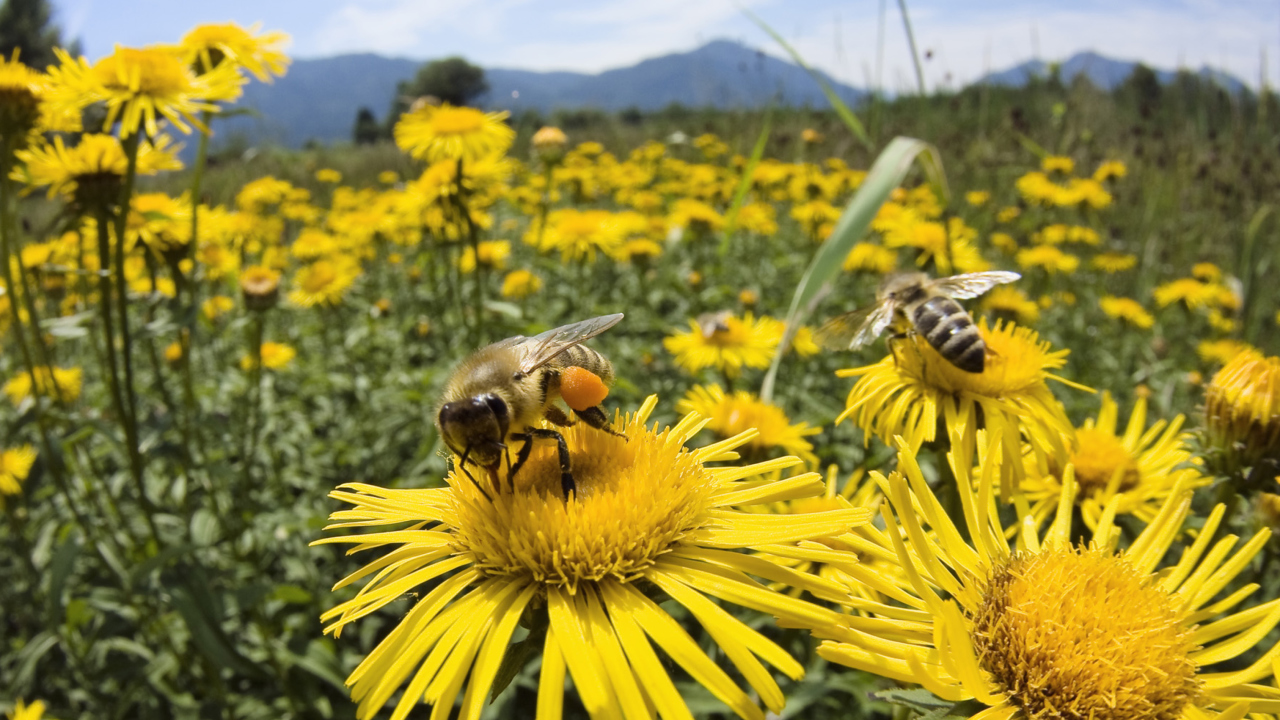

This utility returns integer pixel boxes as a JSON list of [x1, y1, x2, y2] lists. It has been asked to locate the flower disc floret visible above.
[[973, 547, 1199, 720]]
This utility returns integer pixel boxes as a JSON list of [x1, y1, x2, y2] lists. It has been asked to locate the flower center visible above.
[[1066, 428, 1139, 493], [301, 262, 337, 293], [450, 417, 716, 591], [93, 48, 190, 96], [971, 547, 1199, 720], [430, 107, 486, 135]]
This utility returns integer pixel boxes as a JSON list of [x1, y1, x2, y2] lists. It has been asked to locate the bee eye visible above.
[[482, 394, 509, 425]]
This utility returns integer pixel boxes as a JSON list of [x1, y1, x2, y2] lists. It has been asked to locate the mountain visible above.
[[980, 51, 1247, 93], [213, 40, 865, 150], [481, 40, 864, 112]]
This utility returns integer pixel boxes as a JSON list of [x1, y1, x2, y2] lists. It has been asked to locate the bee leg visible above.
[[544, 405, 576, 427], [574, 405, 625, 438], [508, 433, 535, 493], [455, 447, 493, 502]]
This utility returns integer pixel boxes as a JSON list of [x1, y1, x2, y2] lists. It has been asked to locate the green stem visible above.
[[180, 111, 212, 461], [242, 313, 265, 489], [111, 134, 148, 496], [0, 142, 68, 494]]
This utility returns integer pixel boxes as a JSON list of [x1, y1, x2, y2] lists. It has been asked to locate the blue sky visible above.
[[56, 1, 1278, 90]]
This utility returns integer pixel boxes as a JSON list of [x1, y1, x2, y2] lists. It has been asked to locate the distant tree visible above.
[[398, 56, 487, 109], [0, 0, 68, 70], [1120, 64, 1162, 117], [352, 107, 381, 145]]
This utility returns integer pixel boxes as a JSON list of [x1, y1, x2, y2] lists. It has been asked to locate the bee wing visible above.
[[930, 271, 1021, 300], [814, 301, 895, 351], [517, 313, 624, 374]]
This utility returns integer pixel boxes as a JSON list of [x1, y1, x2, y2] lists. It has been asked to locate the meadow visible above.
[[2, 22, 1280, 720]]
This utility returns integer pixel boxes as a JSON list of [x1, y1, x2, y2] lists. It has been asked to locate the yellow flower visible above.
[[738, 288, 759, 306], [239, 265, 281, 311], [313, 396, 870, 720], [314, 168, 341, 183], [15, 134, 182, 203], [457, 240, 510, 273], [1204, 348, 1280, 469], [1016, 245, 1079, 274], [394, 103, 514, 164], [965, 190, 990, 207], [202, 295, 234, 321], [814, 439, 1280, 720], [1193, 262, 1223, 282], [47, 45, 244, 136], [7, 699, 49, 720], [126, 192, 191, 252], [663, 312, 780, 377], [996, 206, 1020, 223], [800, 127, 824, 144], [1199, 339, 1253, 366], [1092, 251, 1138, 273], [0, 445, 36, 496], [0, 52, 71, 137], [1093, 159, 1128, 181], [677, 384, 820, 466], [990, 232, 1018, 254], [981, 286, 1040, 324], [837, 319, 1085, 496], [1100, 295, 1155, 329], [1155, 278, 1218, 310], [528, 208, 626, 263], [181, 22, 290, 81], [241, 342, 295, 371], [289, 257, 359, 308], [3, 366, 83, 405], [378, 170, 399, 185], [1018, 392, 1209, 531], [163, 341, 183, 364], [671, 198, 726, 237], [1041, 155, 1075, 174], [500, 269, 542, 299], [736, 202, 778, 236], [842, 242, 897, 274]]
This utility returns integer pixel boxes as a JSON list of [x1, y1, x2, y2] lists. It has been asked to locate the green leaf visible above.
[[870, 687, 955, 713], [168, 566, 269, 680], [189, 508, 220, 547], [47, 534, 81, 624], [718, 112, 772, 257], [761, 136, 948, 401], [270, 584, 313, 605], [742, 7, 873, 151], [283, 639, 347, 692]]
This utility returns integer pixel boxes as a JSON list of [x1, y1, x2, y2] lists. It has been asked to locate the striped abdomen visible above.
[[548, 344, 615, 383], [911, 296, 985, 373]]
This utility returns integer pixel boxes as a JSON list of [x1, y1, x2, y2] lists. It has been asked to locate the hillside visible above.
[[212, 43, 1248, 151], [216, 40, 864, 149]]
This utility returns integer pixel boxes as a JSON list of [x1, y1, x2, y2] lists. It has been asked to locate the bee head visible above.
[[438, 393, 510, 468]]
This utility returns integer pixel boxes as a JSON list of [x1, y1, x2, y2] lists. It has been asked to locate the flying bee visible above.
[[815, 271, 1021, 373], [436, 314, 624, 499], [695, 310, 733, 338]]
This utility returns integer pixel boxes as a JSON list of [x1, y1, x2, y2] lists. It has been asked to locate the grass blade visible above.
[[761, 136, 948, 401], [742, 7, 874, 152]]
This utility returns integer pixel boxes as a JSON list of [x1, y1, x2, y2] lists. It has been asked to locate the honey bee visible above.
[[436, 314, 624, 499], [695, 310, 732, 338], [815, 271, 1021, 373]]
